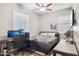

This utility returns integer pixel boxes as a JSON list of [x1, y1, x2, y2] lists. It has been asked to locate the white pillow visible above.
[[40, 33, 48, 36], [40, 33, 55, 37], [48, 33, 55, 37]]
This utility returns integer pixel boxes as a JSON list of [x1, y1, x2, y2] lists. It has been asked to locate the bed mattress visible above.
[[30, 35, 59, 54]]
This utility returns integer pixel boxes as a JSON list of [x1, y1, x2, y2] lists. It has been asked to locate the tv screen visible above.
[[72, 9, 77, 26], [8, 30, 19, 37]]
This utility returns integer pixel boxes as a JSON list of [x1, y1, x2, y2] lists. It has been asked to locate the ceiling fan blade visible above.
[[35, 3, 40, 7], [46, 3, 52, 7], [17, 3, 23, 9], [46, 9, 52, 11]]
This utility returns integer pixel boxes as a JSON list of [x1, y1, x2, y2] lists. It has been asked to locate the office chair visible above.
[[12, 35, 28, 55]]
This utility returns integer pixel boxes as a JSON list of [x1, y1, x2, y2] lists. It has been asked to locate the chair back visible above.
[[13, 35, 27, 48]]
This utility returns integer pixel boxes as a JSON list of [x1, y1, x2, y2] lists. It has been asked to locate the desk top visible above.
[[74, 31, 79, 54], [53, 39, 78, 55]]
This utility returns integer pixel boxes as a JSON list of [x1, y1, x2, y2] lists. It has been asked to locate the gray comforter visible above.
[[30, 35, 58, 49], [30, 35, 57, 44], [29, 33, 60, 54]]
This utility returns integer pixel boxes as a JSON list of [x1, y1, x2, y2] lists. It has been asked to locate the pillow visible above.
[[40, 33, 48, 36], [40, 33, 55, 37], [48, 33, 55, 37]]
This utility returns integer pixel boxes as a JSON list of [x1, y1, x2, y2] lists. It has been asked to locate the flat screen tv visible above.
[[72, 9, 77, 26], [7, 30, 20, 37]]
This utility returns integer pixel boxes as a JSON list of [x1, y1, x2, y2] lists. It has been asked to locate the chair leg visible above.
[[53, 51, 56, 56]]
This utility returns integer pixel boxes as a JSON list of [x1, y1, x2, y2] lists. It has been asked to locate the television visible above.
[[72, 9, 77, 26], [7, 30, 20, 37]]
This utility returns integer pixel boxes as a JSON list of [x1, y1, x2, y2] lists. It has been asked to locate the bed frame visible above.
[[29, 31, 60, 55]]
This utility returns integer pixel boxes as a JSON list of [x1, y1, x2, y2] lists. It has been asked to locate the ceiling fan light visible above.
[[40, 7, 46, 12]]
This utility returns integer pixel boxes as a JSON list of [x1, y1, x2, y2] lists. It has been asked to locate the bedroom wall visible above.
[[40, 8, 71, 32], [0, 3, 40, 40], [0, 3, 14, 39]]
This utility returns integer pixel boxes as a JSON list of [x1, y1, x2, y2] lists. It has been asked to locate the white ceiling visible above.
[[21, 3, 73, 15]]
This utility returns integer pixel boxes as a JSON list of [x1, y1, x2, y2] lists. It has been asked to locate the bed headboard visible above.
[[39, 31, 60, 39], [39, 31, 55, 34]]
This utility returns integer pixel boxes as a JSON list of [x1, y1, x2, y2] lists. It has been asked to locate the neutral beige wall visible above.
[[0, 3, 40, 39], [0, 4, 15, 37]]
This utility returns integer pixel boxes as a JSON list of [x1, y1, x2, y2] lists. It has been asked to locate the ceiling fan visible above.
[[35, 3, 53, 12]]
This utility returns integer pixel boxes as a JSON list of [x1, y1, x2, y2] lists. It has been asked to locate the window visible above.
[[13, 10, 29, 32], [57, 15, 72, 34]]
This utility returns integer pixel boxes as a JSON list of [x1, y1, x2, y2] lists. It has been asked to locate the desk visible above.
[[53, 40, 78, 56]]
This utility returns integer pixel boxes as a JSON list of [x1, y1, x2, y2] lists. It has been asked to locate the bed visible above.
[[29, 32, 60, 55]]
